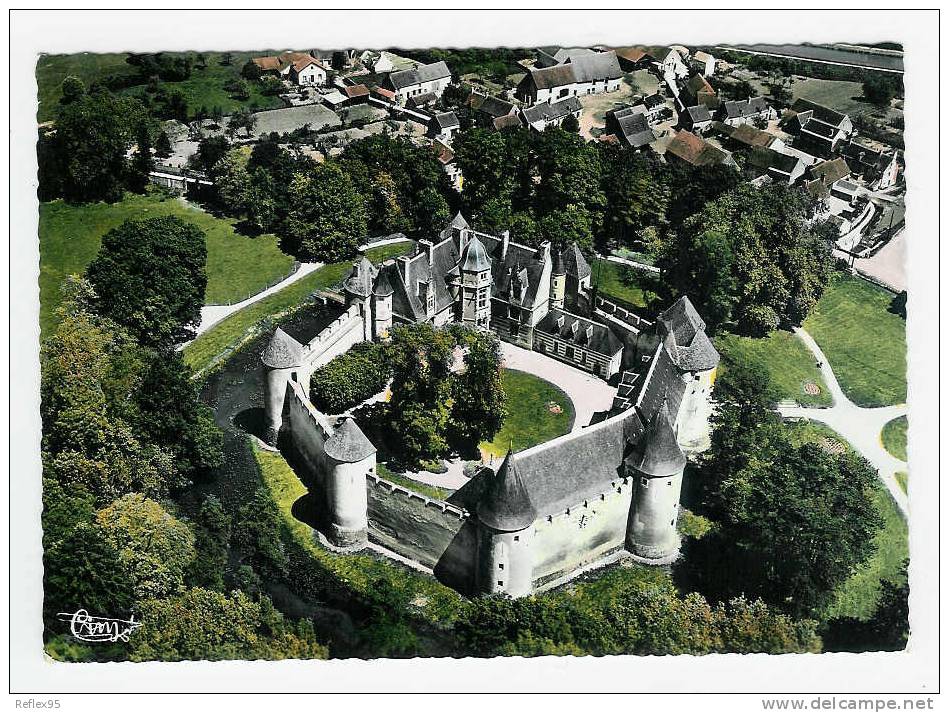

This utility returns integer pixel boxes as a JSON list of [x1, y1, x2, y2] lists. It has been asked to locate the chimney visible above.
[[501, 230, 510, 261], [419, 239, 435, 265], [397, 255, 411, 284]]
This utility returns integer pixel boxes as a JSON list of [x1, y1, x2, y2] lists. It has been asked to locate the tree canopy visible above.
[[86, 215, 208, 347]]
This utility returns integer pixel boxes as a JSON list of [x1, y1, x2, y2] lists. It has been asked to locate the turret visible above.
[[458, 235, 493, 330], [261, 328, 305, 445], [448, 211, 470, 252], [550, 247, 566, 309], [625, 402, 687, 560], [321, 416, 375, 549], [475, 448, 537, 597], [371, 265, 394, 341]]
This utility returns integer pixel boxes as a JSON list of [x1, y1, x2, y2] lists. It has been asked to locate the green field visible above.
[[37, 51, 285, 123], [804, 274, 907, 407], [882, 416, 908, 461], [715, 330, 832, 407], [183, 242, 411, 375], [481, 369, 575, 458], [592, 259, 650, 308], [39, 192, 294, 338], [823, 484, 908, 621]]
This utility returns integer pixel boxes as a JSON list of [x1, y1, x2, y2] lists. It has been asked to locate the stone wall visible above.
[[299, 304, 366, 380], [286, 380, 334, 479], [365, 476, 478, 594], [530, 479, 633, 587]]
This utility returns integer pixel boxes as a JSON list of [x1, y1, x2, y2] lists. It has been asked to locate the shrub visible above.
[[309, 341, 391, 414]]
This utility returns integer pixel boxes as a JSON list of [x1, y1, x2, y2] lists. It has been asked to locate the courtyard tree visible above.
[[447, 328, 507, 452], [128, 120, 154, 193], [282, 162, 368, 262], [155, 129, 173, 158], [86, 215, 208, 347]]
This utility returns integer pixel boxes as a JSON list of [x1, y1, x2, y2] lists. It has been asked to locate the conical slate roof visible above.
[[552, 246, 566, 276], [626, 402, 686, 478], [261, 327, 304, 369], [373, 265, 394, 297], [477, 448, 538, 532], [449, 211, 470, 230], [460, 235, 492, 272], [323, 417, 376, 463]]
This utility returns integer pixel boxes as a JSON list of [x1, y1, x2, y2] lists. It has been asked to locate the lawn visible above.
[[481, 369, 575, 458], [39, 191, 294, 338], [804, 273, 907, 407], [37, 51, 285, 123], [592, 259, 651, 309], [183, 242, 411, 375], [822, 484, 908, 621], [882, 416, 908, 461], [715, 330, 832, 407], [376, 463, 453, 502], [254, 444, 463, 625]]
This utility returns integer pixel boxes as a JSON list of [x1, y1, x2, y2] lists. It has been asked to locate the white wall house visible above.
[[385, 61, 452, 104], [691, 50, 716, 77], [516, 51, 623, 106], [292, 58, 328, 86]]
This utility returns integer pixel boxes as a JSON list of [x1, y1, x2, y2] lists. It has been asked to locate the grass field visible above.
[[592, 259, 651, 309], [882, 416, 908, 461], [804, 273, 907, 407], [715, 330, 833, 407], [39, 192, 294, 338], [822, 484, 908, 621], [481, 369, 575, 458], [183, 242, 411, 375], [37, 51, 285, 123]]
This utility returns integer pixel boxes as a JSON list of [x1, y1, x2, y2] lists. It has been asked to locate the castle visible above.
[[260, 213, 719, 597]]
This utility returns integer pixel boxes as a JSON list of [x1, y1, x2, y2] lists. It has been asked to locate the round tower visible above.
[[550, 247, 566, 310], [475, 448, 537, 597], [459, 235, 493, 330], [321, 416, 375, 549], [261, 328, 305, 446], [371, 266, 394, 341], [625, 402, 687, 560], [342, 256, 377, 341]]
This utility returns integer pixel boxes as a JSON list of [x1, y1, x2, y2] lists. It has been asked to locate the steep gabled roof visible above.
[[561, 242, 591, 280], [666, 130, 729, 167], [388, 60, 452, 90], [477, 448, 539, 531], [525, 63, 577, 90], [567, 51, 623, 83], [790, 98, 847, 128], [323, 417, 376, 463], [261, 327, 305, 369], [657, 296, 720, 372]]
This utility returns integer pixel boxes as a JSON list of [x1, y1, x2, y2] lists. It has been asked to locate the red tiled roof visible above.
[[666, 130, 728, 167], [344, 84, 369, 98], [614, 46, 648, 63]]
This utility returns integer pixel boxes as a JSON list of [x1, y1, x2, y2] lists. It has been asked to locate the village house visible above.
[[716, 122, 786, 152], [681, 105, 713, 134], [639, 46, 689, 79], [839, 139, 901, 190], [665, 129, 736, 168], [605, 106, 658, 149], [343, 84, 370, 105], [803, 157, 852, 199], [613, 46, 651, 72], [745, 146, 807, 185], [407, 91, 438, 110], [466, 92, 521, 130], [682, 74, 718, 109], [434, 140, 463, 191], [384, 60, 453, 105], [252, 51, 328, 86], [521, 96, 582, 132], [720, 97, 777, 127], [535, 46, 598, 68], [516, 51, 623, 105], [785, 98, 854, 156], [430, 111, 461, 144], [359, 50, 396, 73], [690, 50, 717, 77]]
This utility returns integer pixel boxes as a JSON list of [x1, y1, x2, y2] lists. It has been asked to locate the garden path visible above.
[[777, 327, 908, 516]]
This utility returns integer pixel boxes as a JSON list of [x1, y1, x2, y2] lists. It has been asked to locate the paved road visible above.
[[777, 327, 908, 516], [604, 254, 660, 274]]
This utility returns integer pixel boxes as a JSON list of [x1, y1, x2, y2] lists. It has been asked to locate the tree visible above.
[[309, 341, 392, 414], [655, 183, 834, 334], [446, 328, 506, 452], [258, 74, 284, 96], [96, 494, 196, 600], [822, 562, 909, 652], [191, 135, 230, 173], [863, 74, 901, 107], [241, 59, 263, 81], [533, 127, 606, 237], [540, 204, 595, 255], [155, 129, 173, 158], [282, 162, 368, 262], [600, 147, 669, 250], [128, 121, 154, 193], [226, 109, 257, 139], [86, 216, 208, 347], [45, 91, 147, 202], [129, 589, 328, 662], [561, 113, 580, 133], [211, 148, 252, 215], [60, 75, 86, 104], [453, 128, 517, 222]]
